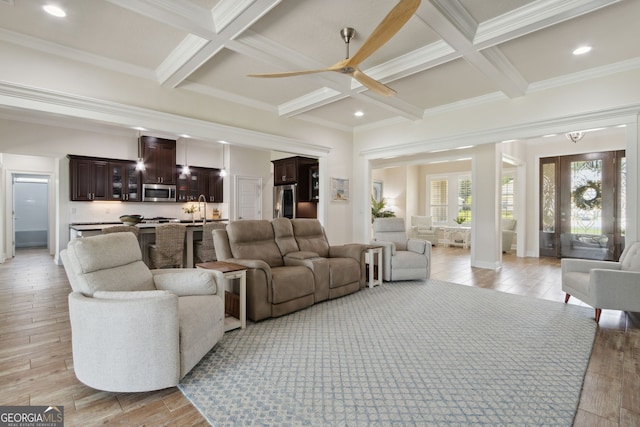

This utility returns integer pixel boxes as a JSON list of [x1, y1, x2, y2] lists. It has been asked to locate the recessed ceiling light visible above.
[[43, 4, 66, 17], [572, 46, 592, 55], [354, 111, 364, 117]]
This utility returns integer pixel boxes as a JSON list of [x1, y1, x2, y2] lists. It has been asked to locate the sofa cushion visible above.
[[291, 219, 330, 257], [226, 220, 284, 267], [272, 217, 300, 256]]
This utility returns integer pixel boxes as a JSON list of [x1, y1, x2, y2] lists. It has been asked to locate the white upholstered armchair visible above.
[[562, 241, 640, 322], [61, 233, 225, 392], [502, 218, 517, 253], [410, 215, 437, 245], [372, 218, 431, 281]]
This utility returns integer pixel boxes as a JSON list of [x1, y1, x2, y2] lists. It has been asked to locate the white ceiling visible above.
[[0, 0, 638, 132]]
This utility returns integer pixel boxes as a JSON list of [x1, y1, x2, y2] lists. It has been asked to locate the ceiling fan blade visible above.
[[346, 0, 421, 67], [247, 68, 334, 78], [352, 69, 396, 97]]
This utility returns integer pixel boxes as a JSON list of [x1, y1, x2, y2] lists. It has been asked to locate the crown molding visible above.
[[475, 0, 621, 48], [0, 80, 330, 156], [0, 29, 153, 80], [360, 103, 640, 159]]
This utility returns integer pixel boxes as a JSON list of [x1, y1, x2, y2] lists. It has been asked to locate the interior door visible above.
[[236, 176, 262, 220], [540, 151, 624, 260]]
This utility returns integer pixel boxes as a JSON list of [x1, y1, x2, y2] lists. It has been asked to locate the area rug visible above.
[[179, 280, 596, 426]]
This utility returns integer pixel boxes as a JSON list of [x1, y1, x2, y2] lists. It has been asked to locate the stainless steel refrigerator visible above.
[[274, 184, 296, 218]]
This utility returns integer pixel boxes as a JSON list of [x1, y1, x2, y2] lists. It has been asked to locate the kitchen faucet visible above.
[[198, 194, 207, 224]]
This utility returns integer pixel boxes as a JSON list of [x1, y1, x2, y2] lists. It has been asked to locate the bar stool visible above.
[[148, 223, 186, 269], [102, 225, 140, 238], [194, 222, 226, 264]]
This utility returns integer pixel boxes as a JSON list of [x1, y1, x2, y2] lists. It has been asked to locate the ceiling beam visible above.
[[417, 1, 528, 99]]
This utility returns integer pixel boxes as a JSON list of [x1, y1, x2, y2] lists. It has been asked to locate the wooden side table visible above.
[[366, 245, 383, 288], [196, 261, 247, 332]]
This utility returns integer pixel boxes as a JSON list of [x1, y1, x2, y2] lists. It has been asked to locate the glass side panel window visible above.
[[457, 177, 472, 223]]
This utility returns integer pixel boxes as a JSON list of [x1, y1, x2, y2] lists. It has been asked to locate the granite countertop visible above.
[[70, 220, 228, 231]]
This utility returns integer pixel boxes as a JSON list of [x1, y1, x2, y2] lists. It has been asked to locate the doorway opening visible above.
[[12, 174, 50, 255]]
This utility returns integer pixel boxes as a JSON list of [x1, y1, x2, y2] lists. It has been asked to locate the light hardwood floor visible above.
[[0, 246, 638, 426]]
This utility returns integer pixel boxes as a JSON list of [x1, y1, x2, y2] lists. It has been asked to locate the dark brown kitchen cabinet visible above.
[[272, 156, 318, 201], [206, 168, 224, 203], [309, 165, 319, 202], [177, 166, 223, 203], [69, 155, 109, 201], [273, 158, 298, 185], [141, 136, 176, 184], [177, 167, 202, 202], [109, 161, 141, 201]]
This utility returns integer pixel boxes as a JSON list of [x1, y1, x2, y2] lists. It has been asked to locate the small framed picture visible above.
[[331, 177, 349, 202], [373, 181, 383, 202]]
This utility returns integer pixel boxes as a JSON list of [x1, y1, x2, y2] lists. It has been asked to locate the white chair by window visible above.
[[562, 241, 640, 322], [502, 218, 517, 253], [410, 216, 437, 246]]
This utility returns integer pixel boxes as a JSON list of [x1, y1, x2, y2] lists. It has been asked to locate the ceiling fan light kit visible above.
[[247, 0, 421, 97]]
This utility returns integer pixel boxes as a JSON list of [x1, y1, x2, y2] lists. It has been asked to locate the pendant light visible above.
[[220, 143, 227, 177], [135, 133, 145, 171], [181, 137, 190, 175]]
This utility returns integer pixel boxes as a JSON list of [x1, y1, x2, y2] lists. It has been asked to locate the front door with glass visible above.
[[540, 150, 625, 260]]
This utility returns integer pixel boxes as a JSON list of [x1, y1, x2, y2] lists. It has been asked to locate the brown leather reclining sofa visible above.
[[213, 218, 367, 321]]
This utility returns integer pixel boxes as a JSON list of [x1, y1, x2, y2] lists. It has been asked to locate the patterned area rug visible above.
[[179, 280, 596, 426]]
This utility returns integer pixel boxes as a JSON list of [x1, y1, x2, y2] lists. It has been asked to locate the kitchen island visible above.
[[69, 220, 228, 268]]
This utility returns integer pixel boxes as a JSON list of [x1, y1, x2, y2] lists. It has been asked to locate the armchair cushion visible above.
[[93, 290, 172, 300], [63, 233, 155, 296]]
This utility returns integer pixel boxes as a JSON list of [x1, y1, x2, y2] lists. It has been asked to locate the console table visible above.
[[366, 245, 383, 288], [441, 226, 471, 249]]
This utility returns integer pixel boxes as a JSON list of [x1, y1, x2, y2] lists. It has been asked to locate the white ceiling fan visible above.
[[247, 0, 421, 97]]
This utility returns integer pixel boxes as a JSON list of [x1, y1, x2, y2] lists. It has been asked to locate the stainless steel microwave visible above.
[[142, 183, 176, 202]]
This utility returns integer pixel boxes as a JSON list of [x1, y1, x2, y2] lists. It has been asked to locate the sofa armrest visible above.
[[152, 269, 219, 297], [329, 243, 367, 261], [590, 269, 640, 311], [68, 291, 180, 392], [407, 238, 428, 255]]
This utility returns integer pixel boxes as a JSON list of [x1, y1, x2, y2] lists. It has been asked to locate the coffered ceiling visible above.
[[0, 0, 638, 132]]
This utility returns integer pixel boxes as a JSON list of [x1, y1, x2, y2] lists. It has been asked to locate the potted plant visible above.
[[453, 215, 466, 226], [371, 196, 395, 222], [183, 204, 198, 222]]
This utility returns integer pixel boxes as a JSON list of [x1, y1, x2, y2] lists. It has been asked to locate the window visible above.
[[428, 174, 472, 225], [430, 179, 448, 222]]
